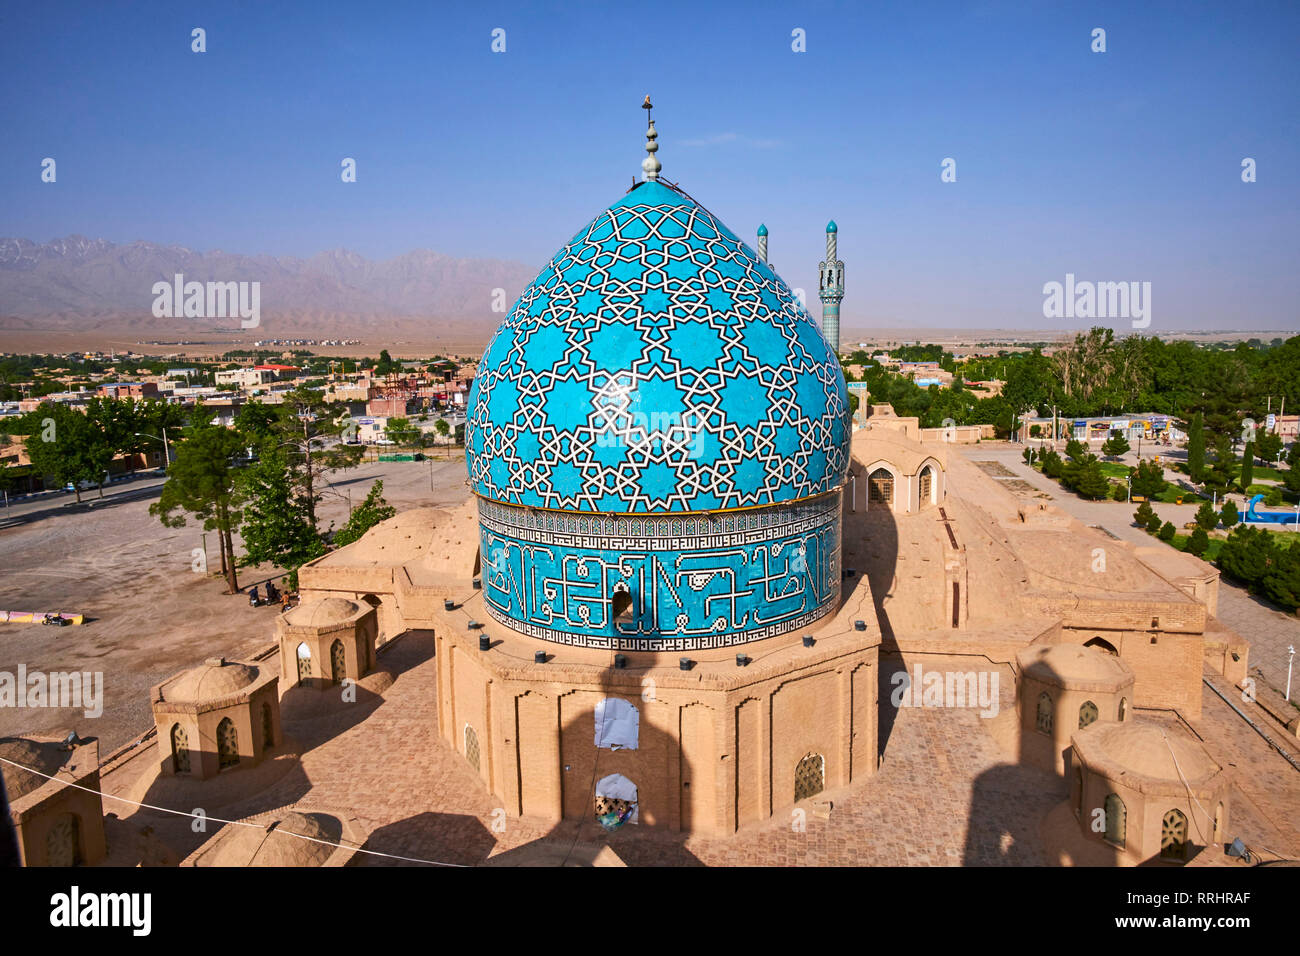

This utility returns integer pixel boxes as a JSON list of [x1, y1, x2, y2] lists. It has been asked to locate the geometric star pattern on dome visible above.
[[467, 180, 850, 514]]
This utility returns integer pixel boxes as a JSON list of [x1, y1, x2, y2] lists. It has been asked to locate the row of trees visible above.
[[999, 330, 1300, 421], [6, 398, 187, 501]]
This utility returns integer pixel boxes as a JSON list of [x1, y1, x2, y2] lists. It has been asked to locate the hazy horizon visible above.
[[3, 0, 1298, 333]]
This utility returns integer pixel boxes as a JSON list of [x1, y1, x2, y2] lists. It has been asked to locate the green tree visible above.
[[1022, 447, 1037, 467], [1185, 526, 1210, 557], [1217, 526, 1273, 594], [1041, 449, 1064, 479], [22, 402, 114, 502], [1256, 432, 1282, 465], [1220, 500, 1239, 528], [1186, 411, 1205, 483], [1102, 430, 1130, 459], [1285, 441, 1300, 496], [385, 416, 421, 447], [1065, 438, 1087, 462], [1204, 434, 1236, 496], [1195, 500, 1219, 531], [1158, 521, 1177, 542], [264, 385, 363, 531], [1110, 482, 1128, 501], [237, 449, 325, 588], [332, 480, 397, 549], [1260, 543, 1300, 611], [234, 399, 281, 449], [85, 396, 138, 472], [1071, 457, 1111, 500], [1134, 500, 1155, 527], [1130, 459, 1167, 500], [1146, 512, 1163, 535], [150, 421, 246, 593], [1239, 440, 1254, 489]]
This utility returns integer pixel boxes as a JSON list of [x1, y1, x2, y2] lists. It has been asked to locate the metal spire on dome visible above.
[[641, 95, 661, 182]]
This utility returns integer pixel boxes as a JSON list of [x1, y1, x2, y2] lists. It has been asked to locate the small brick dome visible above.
[[207, 811, 343, 867], [163, 658, 260, 704], [0, 736, 69, 800], [1018, 643, 1133, 689], [285, 597, 362, 628]]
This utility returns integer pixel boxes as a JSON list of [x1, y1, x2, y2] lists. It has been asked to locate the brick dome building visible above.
[[151, 657, 281, 780], [1016, 642, 1136, 775]]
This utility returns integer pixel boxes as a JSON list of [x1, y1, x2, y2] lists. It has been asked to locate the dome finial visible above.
[[641, 95, 661, 182]]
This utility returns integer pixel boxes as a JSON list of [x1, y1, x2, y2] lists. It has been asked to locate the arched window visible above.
[[794, 752, 825, 803], [45, 813, 81, 867], [611, 589, 633, 633], [216, 717, 239, 769], [868, 468, 894, 507], [1118, 697, 1128, 721], [1161, 809, 1188, 861], [330, 638, 346, 684], [1074, 768, 1084, 817], [1035, 692, 1053, 734], [919, 465, 933, 507], [296, 642, 312, 685], [464, 724, 480, 772], [594, 697, 639, 750], [595, 773, 638, 828], [1079, 700, 1099, 729], [1084, 636, 1118, 656], [170, 722, 190, 774], [1104, 793, 1127, 848], [262, 703, 274, 750]]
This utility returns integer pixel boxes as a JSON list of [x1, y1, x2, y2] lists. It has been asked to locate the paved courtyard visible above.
[[97, 630, 1300, 867]]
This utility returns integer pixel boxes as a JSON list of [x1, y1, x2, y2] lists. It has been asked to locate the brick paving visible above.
[[101, 643, 1069, 866], [98, 620, 1300, 866], [88, 449, 1300, 866]]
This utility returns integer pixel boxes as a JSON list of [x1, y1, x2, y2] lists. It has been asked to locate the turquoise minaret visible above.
[[818, 220, 844, 354], [757, 223, 768, 265]]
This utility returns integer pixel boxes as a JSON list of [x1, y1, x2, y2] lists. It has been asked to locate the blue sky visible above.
[[2, 0, 1297, 331]]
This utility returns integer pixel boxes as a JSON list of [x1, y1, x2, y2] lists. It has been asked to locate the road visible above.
[[0, 472, 169, 529]]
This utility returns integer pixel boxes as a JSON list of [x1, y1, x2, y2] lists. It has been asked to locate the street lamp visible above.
[[134, 429, 170, 468], [1126, 474, 1131, 503], [1288, 645, 1296, 703]]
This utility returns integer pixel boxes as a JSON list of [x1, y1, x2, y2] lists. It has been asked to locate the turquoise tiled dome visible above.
[[466, 180, 849, 514]]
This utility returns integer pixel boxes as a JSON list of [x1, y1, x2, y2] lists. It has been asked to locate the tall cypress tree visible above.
[[1240, 440, 1254, 490], [1187, 411, 1205, 483]]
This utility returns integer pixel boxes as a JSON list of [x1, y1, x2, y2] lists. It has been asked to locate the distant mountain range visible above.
[[0, 236, 537, 327]]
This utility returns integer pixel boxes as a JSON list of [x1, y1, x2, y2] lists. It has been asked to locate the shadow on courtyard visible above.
[[961, 655, 1111, 866], [840, 490, 900, 759]]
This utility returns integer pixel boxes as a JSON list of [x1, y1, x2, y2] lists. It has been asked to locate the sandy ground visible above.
[[0, 453, 471, 753]]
